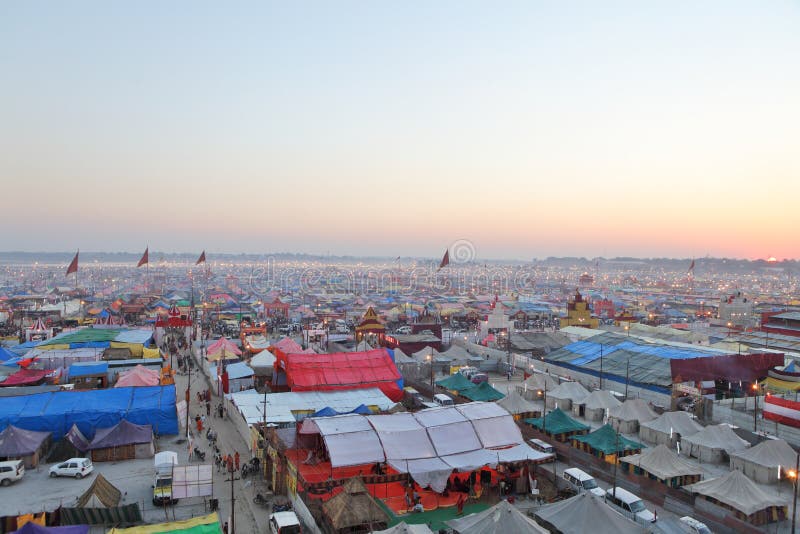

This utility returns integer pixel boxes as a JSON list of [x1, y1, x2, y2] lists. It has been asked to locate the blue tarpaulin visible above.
[[0, 385, 178, 438], [68, 361, 109, 378]]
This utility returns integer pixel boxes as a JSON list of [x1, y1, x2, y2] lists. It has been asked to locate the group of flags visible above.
[[66, 249, 207, 275]]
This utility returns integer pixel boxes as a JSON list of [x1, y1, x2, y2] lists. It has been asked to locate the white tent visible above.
[[639, 411, 703, 447], [608, 399, 658, 434], [516, 372, 559, 401], [248, 350, 276, 376], [372, 522, 434, 534], [729, 438, 798, 484], [495, 389, 539, 417], [547, 381, 589, 411], [620, 444, 704, 486], [685, 469, 788, 517], [681, 424, 750, 463], [576, 390, 622, 421], [534, 492, 645, 534], [446, 499, 548, 533]]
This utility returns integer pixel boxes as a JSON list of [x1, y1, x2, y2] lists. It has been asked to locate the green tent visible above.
[[462, 381, 505, 401], [524, 408, 589, 436], [435, 372, 476, 393], [572, 424, 645, 455]]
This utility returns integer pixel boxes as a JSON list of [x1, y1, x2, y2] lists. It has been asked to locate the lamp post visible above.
[[599, 343, 604, 390], [790, 454, 799, 534], [427, 353, 433, 393], [752, 382, 759, 433]]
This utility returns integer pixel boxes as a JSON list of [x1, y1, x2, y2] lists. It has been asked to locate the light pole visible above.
[[599, 343, 604, 390], [752, 382, 759, 433], [790, 454, 799, 534], [427, 353, 434, 393]]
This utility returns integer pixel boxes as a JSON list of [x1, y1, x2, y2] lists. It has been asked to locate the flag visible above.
[[137, 247, 149, 267], [438, 249, 450, 270], [66, 251, 79, 275], [688, 259, 695, 273], [196, 250, 206, 265]]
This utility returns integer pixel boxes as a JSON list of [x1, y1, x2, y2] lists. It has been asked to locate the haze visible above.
[[1, 1, 798, 260]]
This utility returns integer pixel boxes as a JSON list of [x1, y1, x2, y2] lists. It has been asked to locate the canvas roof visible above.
[[89, 419, 153, 449], [518, 372, 558, 392], [445, 498, 548, 533], [495, 389, 538, 415], [608, 398, 657, 423], [525, 408, 589, 435], [685, 469, 788, 515], [681, 424, 750, 454], [580, 389, 622, 410], [76, 473, 122, 508], [573, 424, 645, 454], [436, 372, 477, 392], [12, 523, 89, 534], [639, 411, 703, 438], [249, 350, 276, 369], [115, 365, 160, 387], [372, 522, 433, 534], [462, 381, 504, 402], [0, 425, 50, 456], [534, 492, 645, 534], [548, 381, 589, 402], [270, 337, 303, 354], [729, 438, 797, 468], [322, 477, 388, 531], [620, 444, 703, 480]]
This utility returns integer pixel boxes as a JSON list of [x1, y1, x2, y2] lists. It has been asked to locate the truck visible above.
[[153, 451, 179, 506]]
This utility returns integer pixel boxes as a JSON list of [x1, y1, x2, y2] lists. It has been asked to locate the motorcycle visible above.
[[272, 501, 292, 513], [253, 493, 270, 506], [192, 447, 206, 461], [241, 457, 259, 478]]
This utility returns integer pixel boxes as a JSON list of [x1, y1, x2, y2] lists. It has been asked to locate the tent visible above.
[[534, 492, 645, 534], [249, 350, 276, 377], [461, 382, 505, 402], [436, 373, 477, 394], [638, 411, 703, 447], [619, 444, 703, 487], [685, 469, 788, 525], [47, 424, 89, 463], [572, 424, 645, 461], [607, 399, 657, 434], [445, 498, 548, 533], [88, 419, 155, 462], [495, 389, 539, 420], [729, 438, 798, 484], [61, 474, 143, 526], [114, 365, 160, 387], [12, 524, 89, 534], [206, 337, 241, 357], [516, 372, 559, 401], [0, 369, 48, 387], [681, 424, 750, 463], [322, 477, 389, 532], [372, 522, 434, 534], [0, 425, 51, 467], [270, 337, 303, 354], [524, 408, 589, 442], [273, 348, 404, 402], [546, 381, 589, 411], [575, 390, 621, 421]]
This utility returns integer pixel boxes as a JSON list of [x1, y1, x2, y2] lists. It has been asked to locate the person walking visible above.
[[234, 451, 240, 471], [206, 401, 211, 417]]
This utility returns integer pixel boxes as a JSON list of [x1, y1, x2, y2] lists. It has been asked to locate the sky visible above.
[[1, 1, 799, 260]]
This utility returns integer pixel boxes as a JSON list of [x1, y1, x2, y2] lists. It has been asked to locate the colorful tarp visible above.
[[0, 369, 48, 387], [108, 512, 221, 533], [763, 395, 800, 428], [275, 348, 404, 402], [0, 385, 178, 437]]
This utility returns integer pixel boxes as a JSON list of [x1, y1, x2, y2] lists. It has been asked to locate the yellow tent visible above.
[[108, 512, 221, 533]]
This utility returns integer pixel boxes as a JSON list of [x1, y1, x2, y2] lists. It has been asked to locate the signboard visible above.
[[172, 464, 214, 499], [176, 400, 187, 428]]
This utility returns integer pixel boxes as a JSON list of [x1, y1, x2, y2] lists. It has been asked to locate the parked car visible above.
[[605, 487, 657, 525], [49, 458, 93, 479], [269, 510, 301, 534], [562, 467, 605, 497], [0, 460, 25, 486], [470, 373, 489, 385], [679, 516, 712, 534]]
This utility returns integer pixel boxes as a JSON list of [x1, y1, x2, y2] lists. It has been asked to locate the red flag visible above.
[[137, 247, 149, 267], [688, 259, 695, 273], [196, 250, 206, 265], [66, 251, 79, 275], [438, 249, 450, 270]]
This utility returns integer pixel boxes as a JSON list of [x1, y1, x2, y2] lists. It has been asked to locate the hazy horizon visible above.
[[2, 1, 798, 259]]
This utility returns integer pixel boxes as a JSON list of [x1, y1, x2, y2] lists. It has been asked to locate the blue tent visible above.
[[0, 346, 17, 361], [313, 407, 339, 417], [349, 404, 372, 415]]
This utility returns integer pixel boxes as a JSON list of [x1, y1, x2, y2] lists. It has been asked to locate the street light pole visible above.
[[599, 344, 604, 390], [792, 453, 799, 534]]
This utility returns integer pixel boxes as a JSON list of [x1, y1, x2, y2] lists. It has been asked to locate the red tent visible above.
[[273, 348, 403, 401], [0, 368, 49, 387]]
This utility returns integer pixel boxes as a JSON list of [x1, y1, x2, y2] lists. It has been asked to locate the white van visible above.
[[679, 516, 711, 534], [605, 487, 657, 525], [269, 511, 301, 534], [433, 393, 454, 407], [0, 460, 25, 486], [562, 467, 605, 497]]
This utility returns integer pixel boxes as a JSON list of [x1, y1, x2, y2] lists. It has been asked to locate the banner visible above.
[[763, 395, 800, 428], [172, 464, 214, 498]]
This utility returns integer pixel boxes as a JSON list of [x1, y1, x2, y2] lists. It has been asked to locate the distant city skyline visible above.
[[2, 2, 798, 260]]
